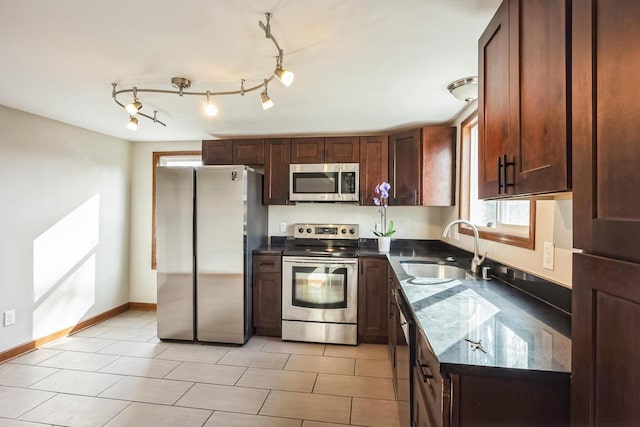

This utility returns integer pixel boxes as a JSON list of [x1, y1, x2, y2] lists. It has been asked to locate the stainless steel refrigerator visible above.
[[155, 165, 267, 344]]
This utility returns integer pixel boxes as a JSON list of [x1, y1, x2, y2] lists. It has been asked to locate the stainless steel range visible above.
[[282, 223, 359, 345]]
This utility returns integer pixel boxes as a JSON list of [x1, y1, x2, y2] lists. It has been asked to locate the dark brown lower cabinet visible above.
[[572, 253, 640, 425], [358, 257, 389, 344], [252, 254, 282, 337], [413, 319, 569, 426]]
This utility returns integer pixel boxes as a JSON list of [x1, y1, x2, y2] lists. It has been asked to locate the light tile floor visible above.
[[0, 310, 400, 427]]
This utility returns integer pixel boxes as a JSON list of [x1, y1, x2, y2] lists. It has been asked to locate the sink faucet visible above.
[[442, 220, 487, 275]]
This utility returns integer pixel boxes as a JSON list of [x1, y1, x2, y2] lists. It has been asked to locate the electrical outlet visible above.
[[3, 309, 16, 327], [543, 241, 555, 270], [279, 222, 287, 233]]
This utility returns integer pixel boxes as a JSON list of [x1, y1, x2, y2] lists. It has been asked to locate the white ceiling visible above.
[[0, 0, 500, 142]]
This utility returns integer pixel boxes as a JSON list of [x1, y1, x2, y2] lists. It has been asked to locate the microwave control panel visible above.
[[341, 172, 357, 194]]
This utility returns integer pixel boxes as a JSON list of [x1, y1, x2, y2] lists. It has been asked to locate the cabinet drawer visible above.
[[415, 329, 443, 421], [254, 255, 281, 273]]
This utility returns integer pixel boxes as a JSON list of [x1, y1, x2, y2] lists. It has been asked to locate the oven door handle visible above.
[[283, 258, 357, 266]]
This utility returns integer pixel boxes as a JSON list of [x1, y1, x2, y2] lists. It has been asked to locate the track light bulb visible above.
[[125, 100, 142, 116], [260, 92, 274, 110], [274, 67, 294, 87], [205, 102, 218, 116], [127, 116, 138, 131], [204, 92, 218, 116]]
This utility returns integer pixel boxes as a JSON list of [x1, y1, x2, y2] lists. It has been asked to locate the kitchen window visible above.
[[151, 151, 201, 269], [458, 112, 535, 249]]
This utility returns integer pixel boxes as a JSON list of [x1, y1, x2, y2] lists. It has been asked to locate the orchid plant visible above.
[[373, 181, 395, 237]]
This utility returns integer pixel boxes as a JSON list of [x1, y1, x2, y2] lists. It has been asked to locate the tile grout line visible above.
[[98, 398, 133, 427], [12, 390, 59, 421], [170, 379, 198, 407], [255, 388, 272, 416]]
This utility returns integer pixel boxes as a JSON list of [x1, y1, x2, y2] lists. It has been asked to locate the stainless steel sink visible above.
[[400, 261, 469, 280]]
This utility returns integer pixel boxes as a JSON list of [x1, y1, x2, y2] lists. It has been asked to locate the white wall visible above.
[[440, 101, 575, 288], [0, 105, 131, 352], [268, 205, 442, 239], [128, 141, 201, 304]]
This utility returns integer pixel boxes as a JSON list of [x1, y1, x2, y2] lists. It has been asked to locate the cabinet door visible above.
[[421, 127, 455, 206], [202, 140, 233, 165], [358, 257, 388, 344], [413, 370, 437, 427], [325, 136, 359, 163], [359, 135, 389, 206], [290, 137, 324, 163], [233, 139, 264, 165], [572, 0, 640, 261], [389, 129, 421, 205], [572, 253, 640, 426], [512, 0, 570, 195], [252, 254, 282, 337], [264, 138, 291, 205], [478, 0, 510, 199]]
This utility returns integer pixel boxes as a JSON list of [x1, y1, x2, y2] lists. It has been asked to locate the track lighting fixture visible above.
[[274, 66, 294, 87], [204, 91, 218, 117], [111, 12, 293, 130], [126, 116, 138, 131], [125, 87, 142, 115], [260, 79, 274, 110]]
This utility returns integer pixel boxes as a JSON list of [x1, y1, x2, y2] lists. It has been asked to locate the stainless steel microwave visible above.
[[289, 163, 359, 202]]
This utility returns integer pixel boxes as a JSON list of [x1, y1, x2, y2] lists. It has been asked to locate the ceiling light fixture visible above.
[[260, 79, 274, 110], [204, 91, 218, 117], [125, 87, 143, 115], [447, 76, 478, 103], [111, 12, 293, 130], [126, 116, 138, 131]]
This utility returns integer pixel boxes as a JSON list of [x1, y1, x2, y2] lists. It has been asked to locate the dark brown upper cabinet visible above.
[[389, 129, 422, 205], [233, 139, 264, 165], [202, 139, 264, 165], [263, 138, 291, 205], [389, 127, 455, 206], [422, 127, 456, 206], [359, 135, 389, 206], [572, 0, 640, 263], [290, 136, 359, 164], [202, 140, 233, 165], [478, 0, 571, 199]]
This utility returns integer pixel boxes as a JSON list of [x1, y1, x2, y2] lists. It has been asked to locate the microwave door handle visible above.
[[337, 170, 342, 196]]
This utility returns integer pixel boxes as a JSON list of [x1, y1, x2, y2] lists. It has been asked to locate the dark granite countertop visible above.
[[385, 251, 571, 377], [253, 243, 286, 254], [254, 238, 571, 376]]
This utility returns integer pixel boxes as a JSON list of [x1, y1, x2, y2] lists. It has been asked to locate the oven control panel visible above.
[[293, 223, 359, 240]]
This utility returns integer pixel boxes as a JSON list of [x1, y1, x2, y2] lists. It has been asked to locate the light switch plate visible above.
[[3, 309, 16, 327], [279, 222, 287, 233], [543, 241, 555, 270]]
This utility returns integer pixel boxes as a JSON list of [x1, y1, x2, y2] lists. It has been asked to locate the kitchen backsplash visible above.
[[267, 204, 443, 239]]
